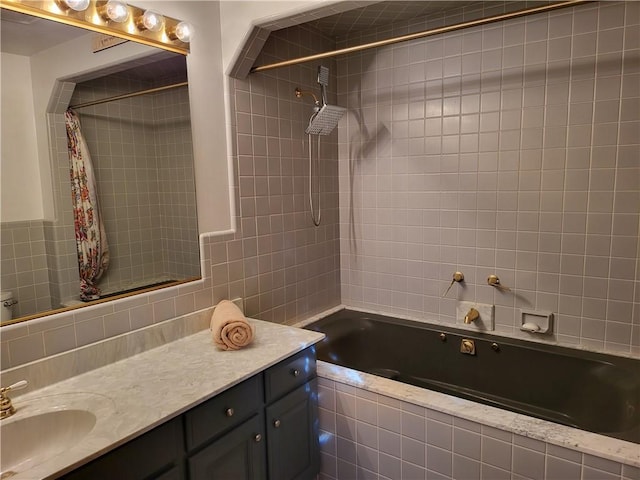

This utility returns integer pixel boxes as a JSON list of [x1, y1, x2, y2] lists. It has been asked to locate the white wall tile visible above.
[[340, 2, 636, 354]]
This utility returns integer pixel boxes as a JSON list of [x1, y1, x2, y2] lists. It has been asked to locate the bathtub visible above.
[[305, 308, 640, 445]]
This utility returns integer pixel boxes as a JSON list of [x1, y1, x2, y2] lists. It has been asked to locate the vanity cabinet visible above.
[[185, 375, 266, 480], [186, 347, 319, 480], [266, 380, 319, 480], [264, 348, 320, 480], [188, 413, 267, 480], [60, 347, 319, 480], [62, 417, 184, 480]]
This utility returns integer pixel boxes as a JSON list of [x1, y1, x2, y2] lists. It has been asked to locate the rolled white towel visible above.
[[210, 300, 254, 350]]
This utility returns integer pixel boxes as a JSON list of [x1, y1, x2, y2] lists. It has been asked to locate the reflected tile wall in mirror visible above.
[[66, 62, 198, 297], [0, 55, 201, 321], [0, 220, 52, 317]]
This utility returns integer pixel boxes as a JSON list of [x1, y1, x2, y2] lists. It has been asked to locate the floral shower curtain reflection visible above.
[[64, 108, 110, 301]]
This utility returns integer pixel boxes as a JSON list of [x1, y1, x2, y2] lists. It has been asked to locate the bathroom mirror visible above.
[[0, 7, 201, 325]]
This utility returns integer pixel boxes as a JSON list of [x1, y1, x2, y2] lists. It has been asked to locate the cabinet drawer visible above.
[[185, 374, 263, 451], [265, 348, 316, 403]]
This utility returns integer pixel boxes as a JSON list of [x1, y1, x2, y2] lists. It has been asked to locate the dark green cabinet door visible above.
[[61, 417, 184, 480], [155, 466, 184, 480], [265, 380, 319, 480], [188, 413, 266, 480]]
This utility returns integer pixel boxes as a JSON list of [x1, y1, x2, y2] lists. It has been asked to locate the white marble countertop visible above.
[[2, 319, 324, 480]]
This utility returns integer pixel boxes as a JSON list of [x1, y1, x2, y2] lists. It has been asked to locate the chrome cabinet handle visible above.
[[225, 408, 234, 417], [273, 419, 281, 428], [254, 434, 262, 442], [291, 369, 300, 377]]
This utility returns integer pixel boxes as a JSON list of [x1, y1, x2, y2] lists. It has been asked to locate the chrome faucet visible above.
[[0, 380, 28, 419]]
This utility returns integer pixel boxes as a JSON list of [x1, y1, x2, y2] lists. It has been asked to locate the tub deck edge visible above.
[[317, 360, 640, 468]]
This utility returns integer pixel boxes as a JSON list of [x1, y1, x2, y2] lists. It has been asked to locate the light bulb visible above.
[[137, 10, 164, 32], [60, 0, 90, 11], [104, 0, 129, 23], [172, 21, 193, 42]]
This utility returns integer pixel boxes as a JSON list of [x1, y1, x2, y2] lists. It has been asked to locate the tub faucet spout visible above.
[[464, 308, 479, 324]]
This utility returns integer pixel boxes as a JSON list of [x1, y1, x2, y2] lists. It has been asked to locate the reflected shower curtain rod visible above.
[[69, 81, 188, 110], [250, 0, 590, 74]]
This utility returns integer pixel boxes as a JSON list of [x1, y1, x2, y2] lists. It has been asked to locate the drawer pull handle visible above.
[[291, 369, 300, 377], [225, 408, 234, 417], [254, 434, 262, 442], [273, 419, 281, 428]]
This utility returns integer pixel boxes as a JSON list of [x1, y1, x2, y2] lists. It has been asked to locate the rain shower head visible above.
[[304, 66, 345, 135], [306, 104, 346, 135], [296, 65, 345, 135]]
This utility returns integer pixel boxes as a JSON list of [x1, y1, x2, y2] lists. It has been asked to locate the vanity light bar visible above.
[[0, 0, 191, 55]]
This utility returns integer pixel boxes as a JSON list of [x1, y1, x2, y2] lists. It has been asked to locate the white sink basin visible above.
[[1, 410, 96, 473], [0, 392, 115, 477]]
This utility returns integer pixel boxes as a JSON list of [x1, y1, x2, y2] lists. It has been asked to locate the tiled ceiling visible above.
[[233, 0, 566, 78], [305, 1, 554, 37], [307, 1, 480, 36]]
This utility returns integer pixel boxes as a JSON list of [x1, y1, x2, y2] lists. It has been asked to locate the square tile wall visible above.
[[47, 69, 201, 303], [69, 75, 168, 294], [317, 377, 638, 480], [69, 72, 200, 292], [151, 83, 200, 280], [0, 220, 53, 318], [337, 1, 640, 355], [227, 23, 342, 322]]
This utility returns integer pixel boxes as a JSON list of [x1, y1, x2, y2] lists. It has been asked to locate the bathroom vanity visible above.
[[0, 317, 324, 480], [62, 347, 318, 480]]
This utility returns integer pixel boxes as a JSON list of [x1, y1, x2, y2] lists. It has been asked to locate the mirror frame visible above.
[[1, 0, 203, 326], [3, 279, 199, 326]]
